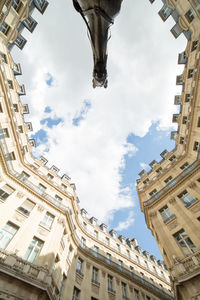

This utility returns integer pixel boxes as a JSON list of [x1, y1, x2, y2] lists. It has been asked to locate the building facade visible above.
[[137, 1, 200, 299], [0, 1, 173, 300]]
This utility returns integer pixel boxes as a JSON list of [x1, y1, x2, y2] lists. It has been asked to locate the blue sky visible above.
[[13, 0, 186, 260]]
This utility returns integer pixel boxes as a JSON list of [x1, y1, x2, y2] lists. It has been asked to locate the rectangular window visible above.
[[174, 229, 196, 256], [76, 258, 83, 275], [0, 22, 10, 36], [188, 69, 194, 78], [17, 199, 35, 216], [121, 282, 127, 298], [0, 184, 14, 201], [93, 246, 98, 257], [185, 9, 196, 23], [156, 167, 162, 174], [180, 137, 185, 144], [0, 222, 18, 249], [197, 117, 200, 127], [40, 212, 54, 229], [106, 253, 111, 264], [12, 0, 23, 13], [134, 289, 140, 300], [94, 230, 98, 239], [182, 116, 187, 124], [72, 286, 80, 300], [185, 94, 191, 102], [108, 275, 113, 292], [81, 237, 86, 248], [47, 173, 53, 180], [13, 104, 18, 112], [8, 80, 13, 89], [169, 155, 176, 162], [178, 190, 197, 207], [54, 195, 62, 206], [191, 40, 198, 51], [24, 237, 43, 263], [119, 260, 123, 271], [92, 267, 99, 284], [0, 52, 7, 63], [0, 103, 3, 113], [105, 237, 110, 246], [180, 162, 189, 170], [159, 205, 175, 223], [38, 183, 46, 194], [193, 141, 199, 151]]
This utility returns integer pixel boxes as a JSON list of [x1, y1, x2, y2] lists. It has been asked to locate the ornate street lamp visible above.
[[73, 0, 123, 88]]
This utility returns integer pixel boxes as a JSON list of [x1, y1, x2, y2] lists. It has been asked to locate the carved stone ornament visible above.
[[129, 285, 133, 293], [86, 261, 91, 269], [167, 219, 178, 231], [116, 278, 120, 285], [101, 270, 106, 277], [149, 211, 157, 218], [57, 217, 65, 226], [169, 197, 176, 204], [190, 202, 200, 213], [189, 182, 197, 189], [16, 191, 24, 198], [37, 204, 45, 212]]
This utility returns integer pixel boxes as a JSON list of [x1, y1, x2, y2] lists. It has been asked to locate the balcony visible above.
[[176, 75, 183, 85], [13, 63, 22, 76], [174, 95, 181, 105], [33, 0, 49, 14], [158, 4, 172, 21], [17, 206, 30, 216]]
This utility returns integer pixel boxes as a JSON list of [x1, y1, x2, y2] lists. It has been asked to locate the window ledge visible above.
[[187, 199, 199, 209], [16, 209, 29, 218], [91, 280, 100, 287], [164, 215, 176, 224], [39, 223, 51, 232]]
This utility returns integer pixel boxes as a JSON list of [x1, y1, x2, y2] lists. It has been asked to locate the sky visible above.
[[12, 0, 187, 259]]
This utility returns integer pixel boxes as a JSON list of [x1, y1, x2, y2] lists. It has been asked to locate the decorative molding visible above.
[[37, 204, 44, 212], [189, 182, 197, 189], [149, 211, 157, 218], [101, 270, 106, 277], [167, 219, 178, 231], [169, 197, 176, 204], [57, 217, 65, 226], [86, 261, 91, 270]]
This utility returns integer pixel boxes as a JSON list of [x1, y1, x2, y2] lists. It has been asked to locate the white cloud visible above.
[[12, 0, 186, 223], [114, 211, 134, 231], [140, 162, 149, 171]]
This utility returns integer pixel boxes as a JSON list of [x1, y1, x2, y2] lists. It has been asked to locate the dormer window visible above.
[[81, 209, 87, 218], [90, 217, 97, 226], [156, 167, 162, 174], [143, 178, 149, 185], [169, 155, 176, 162]]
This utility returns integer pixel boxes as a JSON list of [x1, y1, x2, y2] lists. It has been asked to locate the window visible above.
[[0, 184, 14, 201], [136, 255, 140, 264], [12, 0, 23, 12], [17, 199, 35, 216], [81, 237, 86, 248], [169, 155, 176, 162], [0, 52, 7, 63], [121, 282, 127, 298], [159, 205, 175, 223], [119, 260, 123, 271], [35, 0, 46, 9], [156, 167, 162, 174], [8, 80, 13, 89], [53, 195, 62, 206], [0, 103, 3, 113], [76, 258, 83, 275], [182, 116, 187, 124], [0, 222, 18, 249], [38, 183, 46, 194], [180, 137, 184, 144], [174, 229, 196, 256], [72, 287, 80, 300], [146, 296, 151, 300], [185, 9, 196, 23], [191, 40, 198, 51], [134, 289, 140, 300], [47, 173, 53, 180], [178, 190, 197, 207], [94, 230, 98, 239], [197, 117, 200, 127], [117, 243, 120, 253], [92, 267, 99, 284], [185, 94, 191, 102], [40, 212, 54, 229], [106, 237, 110, 246], [13, 104, 18, 112], [93, 246, 98, 257], [149, 189, 159, 200], [0, 22, 10, 36], [130, 266, 134, 274], [145, 261, 149, 269], [193, 141, 199, 151], [188, 69, 194, 78], [108, 275, 113, 292], [153, 266, 157, 274], [127, 249, 130, 258], [143, 178, 149, 185], [18, 125, 23, 133], [180, 162, 189, 170], [106, 253, 111, 264], [24, 237, 43, 263]]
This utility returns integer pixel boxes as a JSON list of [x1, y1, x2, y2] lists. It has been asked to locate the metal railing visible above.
[[144, 154, 200, 207], [67, 212, 174, 300]]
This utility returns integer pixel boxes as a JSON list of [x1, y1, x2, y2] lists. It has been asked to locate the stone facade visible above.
[[137, 1, 200, 299], [0, 1, 172, 300]]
